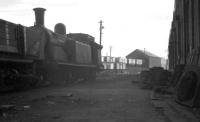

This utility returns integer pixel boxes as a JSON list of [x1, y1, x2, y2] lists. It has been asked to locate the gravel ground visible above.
[[0, 74, 196, 122]]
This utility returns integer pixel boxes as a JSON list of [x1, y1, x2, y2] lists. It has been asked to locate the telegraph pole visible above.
[[110, 46, 112, 57], [99, 20, 104, 45]]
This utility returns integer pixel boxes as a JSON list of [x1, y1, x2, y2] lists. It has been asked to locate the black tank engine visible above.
[[0, 8, 102, 91]]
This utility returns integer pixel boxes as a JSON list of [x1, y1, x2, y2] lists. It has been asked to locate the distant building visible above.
[[115, 57, 127, 70], [126, 49, 165, 74], [102, 56, 115, 70], [101, 56, 127, 72]]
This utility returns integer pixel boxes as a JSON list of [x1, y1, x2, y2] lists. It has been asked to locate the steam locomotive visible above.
[[168, 0, 200, 107], [0, 8, 102, 91]]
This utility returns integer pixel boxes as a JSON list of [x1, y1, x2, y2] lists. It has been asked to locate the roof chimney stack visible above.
[[33, 7, 46, 26]]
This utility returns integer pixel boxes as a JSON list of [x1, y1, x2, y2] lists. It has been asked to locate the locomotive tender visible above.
[[168, 0, 200, 107], [0, 8, 102, 90]]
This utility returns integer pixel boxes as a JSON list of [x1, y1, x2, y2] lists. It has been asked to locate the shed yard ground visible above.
[[0, 73, 199, 122]]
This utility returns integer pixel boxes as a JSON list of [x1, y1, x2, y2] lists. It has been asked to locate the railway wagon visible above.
[[168, 0, 200, 107], [0, 8, 102, 91]]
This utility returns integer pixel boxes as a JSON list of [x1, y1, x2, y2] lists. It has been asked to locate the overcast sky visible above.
[[0, 0, 174, 58]]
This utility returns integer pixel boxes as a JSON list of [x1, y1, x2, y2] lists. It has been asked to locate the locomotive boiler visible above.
[[0, 8, 102, 91]]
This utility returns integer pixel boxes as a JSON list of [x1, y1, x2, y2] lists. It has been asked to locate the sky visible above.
[[0, 0, 174, 58]]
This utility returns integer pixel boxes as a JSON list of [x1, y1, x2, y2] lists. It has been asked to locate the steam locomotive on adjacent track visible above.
[[168, 0, 200, 107], [0, 8, 102, 91]]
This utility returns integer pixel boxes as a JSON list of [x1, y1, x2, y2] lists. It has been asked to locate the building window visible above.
[[128, 59, 136, 64], [132, 59, 136, 64], [111, 57, 115, 63], [128, 59, 131, 64], [136, 59, 142, 65]]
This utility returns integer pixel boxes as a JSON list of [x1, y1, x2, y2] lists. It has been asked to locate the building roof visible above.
[[126, 49, 160, 58]]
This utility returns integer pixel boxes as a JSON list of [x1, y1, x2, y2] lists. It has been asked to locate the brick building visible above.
[[126, 49, 163, 74]]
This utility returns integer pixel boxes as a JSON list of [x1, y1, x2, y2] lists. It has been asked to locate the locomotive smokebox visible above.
[[54, 23, 66, 35], [33, 7, 46, 26]]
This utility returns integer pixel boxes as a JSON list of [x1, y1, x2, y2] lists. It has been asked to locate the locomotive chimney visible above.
[[33, 7, 46, 26]]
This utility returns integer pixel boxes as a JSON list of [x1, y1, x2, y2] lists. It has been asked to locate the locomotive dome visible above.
[[54, 23, 66, 35]]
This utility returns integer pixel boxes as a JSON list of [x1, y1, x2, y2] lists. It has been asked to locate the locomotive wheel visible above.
[[176, 71, 197, 102]]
